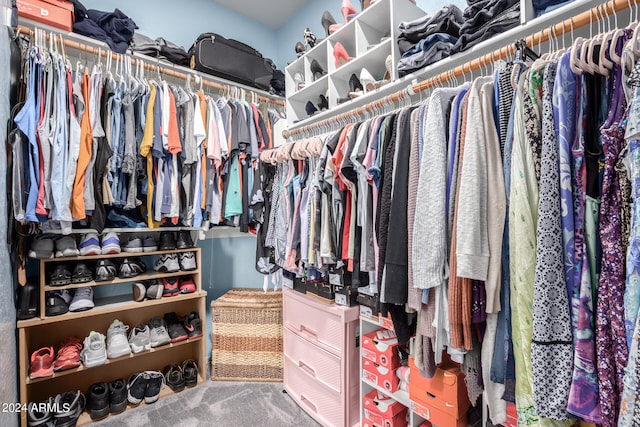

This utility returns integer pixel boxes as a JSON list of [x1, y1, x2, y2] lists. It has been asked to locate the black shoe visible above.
[[109, 379, 127, 414], [182, 360, 199, 387], [303, 28, 317, 48], [164, 312, 188, 343], [295, 41, 305, 57], [87, 382, 110, 420], [310, 59, 325, 80], [49, 264, 71, 286], [159, 231, 176, 251], [145, 371, 164, 404], [119, 258, 146, 279], [95, 260, 117, 282], [163, 364, 185, 392], [305, 101, 318, 117], [71, 263, 93, 284], [45, 291, 69, 317], [17, 282, 38, 320], [321, 11, 337, 37], [184, 311, 203, 339], [127, 372, 149, 406], [27, 398, 53, 427], [53, 390, 85, 427], [176, 230, 194, 249], [349, 73, 364, 97], [318, 94, 329, 111]]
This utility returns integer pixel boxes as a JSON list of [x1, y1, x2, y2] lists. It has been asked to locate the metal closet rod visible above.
[[15, 25, 286, 107], [284, 0, 634, 139]]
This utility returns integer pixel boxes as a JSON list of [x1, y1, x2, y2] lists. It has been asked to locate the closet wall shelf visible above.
[[40, 248, 196, 263], [43, 270, 196, 291], [362, 378, 412, 408], [40, 226, 205, 235]]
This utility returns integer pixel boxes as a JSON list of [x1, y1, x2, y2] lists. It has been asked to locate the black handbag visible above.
[[189, 33, 274, 91]]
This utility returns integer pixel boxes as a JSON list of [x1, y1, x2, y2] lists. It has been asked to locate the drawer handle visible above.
[[426, 392, 436, 399], [298, 360, 317, 378], [300, 395, 317, 413], [300, 325, 318, 339]]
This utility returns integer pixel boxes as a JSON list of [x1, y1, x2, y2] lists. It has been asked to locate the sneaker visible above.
[[95, 260, 117, 281], [86, 382, 109, 420], [133, 280, 163, 301], [108, 379, 127, 414], [178, 252, 197, 271], [154, 253, 180, 273], [142, 236, 158, 252], [162, 277, 179, 297], [182, 360, 199, 387], [79, 233, 101, 256], [69, 287, 94, 312], [179, 277, 196, 294], [45, 290, 70, 317], [106, 320, 131, 359], [27, 397, 54, 427], [128, 323, 151, 353], [127, 372, 149, 406], [123, 236, 143, 253], [159, 231, 176, 251], [163, 364, 185, 392], [119, 258, 146, 278], [132, 282, 146, 302], [53, 337, 82, 371], [17, 282, 38, 320], [53, 390, 85, 427], [145, 371, 165, 404], [163, 312, 188, 343], [184, 312, 203, 339], [80, 331, 107, 368], [28, 235, 54, 259], [176, 231, 194, 249], [29, 347, 54, 379], [49, 264, 72, 286], [148, 317, 171, 348], [54, 236, 79, 258], [71, 263, 93, 284], [146, 280, 164, 299], [101, 232, 121, 255]]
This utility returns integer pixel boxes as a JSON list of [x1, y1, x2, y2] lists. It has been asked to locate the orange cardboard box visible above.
[[412, 400, 467, 427], [363, 389, 408, 427], [362, 329, 401, 369], [363, 357, 400, 393], [409, 358, 471, 419], [17, 0, 74, 32]]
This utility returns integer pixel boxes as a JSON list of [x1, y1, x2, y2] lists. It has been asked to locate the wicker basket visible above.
[[211, 288, 283, 382]]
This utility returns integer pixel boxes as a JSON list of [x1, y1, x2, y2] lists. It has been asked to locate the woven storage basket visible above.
[[211, 288, 283, 382]]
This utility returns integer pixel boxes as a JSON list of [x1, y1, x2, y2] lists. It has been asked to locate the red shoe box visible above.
[[363, 357, 400, 393], [362, 329, 400, 369], [363, 389, 408, 427], [17, 0, 74, 31]]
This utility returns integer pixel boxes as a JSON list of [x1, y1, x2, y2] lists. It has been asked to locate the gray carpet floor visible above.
[[90, 381, 320, 427]]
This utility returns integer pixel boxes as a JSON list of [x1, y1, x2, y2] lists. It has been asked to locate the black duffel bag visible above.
[[189, 33, 274, 91]]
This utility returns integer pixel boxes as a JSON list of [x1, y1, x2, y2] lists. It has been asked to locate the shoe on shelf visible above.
[[384, 54, 393, 81], [71, 263, 93, 284], [184, 311, 203, 339], [305, 101, 318, 117], [106, 320, 131, 359], [80, 331, 107, 368], [49, 264, 72, 286], [294, 73, 305, 91], [178, 252, 197, 271], [145, 371, 165, 404], [182, 360, 199, 387], [179, 277, 196, 294], [333, 42, 353, 68], [360, 68, 385, 93], [341, 0, 357, 22], [142, 235, 158, 252], [79, 233, 101, 256], [149, 317, 171, 348], [348, 73, 364, 98], [69, 287, 95, 312], [119, 258, 147, 278], [321, 10, 337, 37], [158, 231, 176, 251], [318, 94, 329, 111], [162, 277, 179, 297], [164, 312, 188, 343], [27, 397, 54, 427], [95, 260, 117, 282], [100, 232, 121, 255], [146, 280, 164, 299], [123, 235, 143, 253], [132, 282, 146, 302], [154, 253, 180, 273], [176, 230, 194, 249], [45, 290, 71, 317], [329, 23, 344, 34], [54, 236, 79, 258], [310, 59, 325, 81], [86, 382, 110, 421], [53, 336, 83, 372], [109, 379, 127, 414], [16, 282, 38, 321], [128, 323, 151, 353], [29, 235, 54, 259], [163, 364, 185, 392], [303, 28, 317, 49], [29, 347, 54, 379], [295, 41, 305, 58], [127, 372, 149, 406], [53, 390, 85, 427]]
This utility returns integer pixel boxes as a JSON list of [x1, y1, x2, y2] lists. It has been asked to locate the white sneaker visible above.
[[107, 320, 131, 359], [178, 252, 197, 271], [101, 232, 121, 255], [80, 331, 107, 368], [79, 233, 100, 256], [128, 323, 151, 353], [148, 317, 171, 348], [154, 253, 180, 273], [69, 287, 94, 312]]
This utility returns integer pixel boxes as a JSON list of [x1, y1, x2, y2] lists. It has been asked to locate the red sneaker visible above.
[[53, 337, 83, 372], [179, 277, 196, 294], [30, 347, 54, 379], [162, 277, 179, 297]]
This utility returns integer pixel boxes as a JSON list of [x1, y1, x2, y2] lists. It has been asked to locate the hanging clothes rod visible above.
[[284, 0, 634, 139], [15, 25, 286, 107]]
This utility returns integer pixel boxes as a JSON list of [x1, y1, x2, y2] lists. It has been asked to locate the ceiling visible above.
[[214, 0, 308, 29]]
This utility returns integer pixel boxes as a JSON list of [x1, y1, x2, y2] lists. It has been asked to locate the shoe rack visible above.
[[16, 247, 207, 427], [285, 0, 425, 124]]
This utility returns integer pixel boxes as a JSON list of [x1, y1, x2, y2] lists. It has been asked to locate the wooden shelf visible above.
[[41, 247, 197, 263], [17, 291, 207, 328], [44, 269, 197, 291], [26, 337, 203, 385]]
